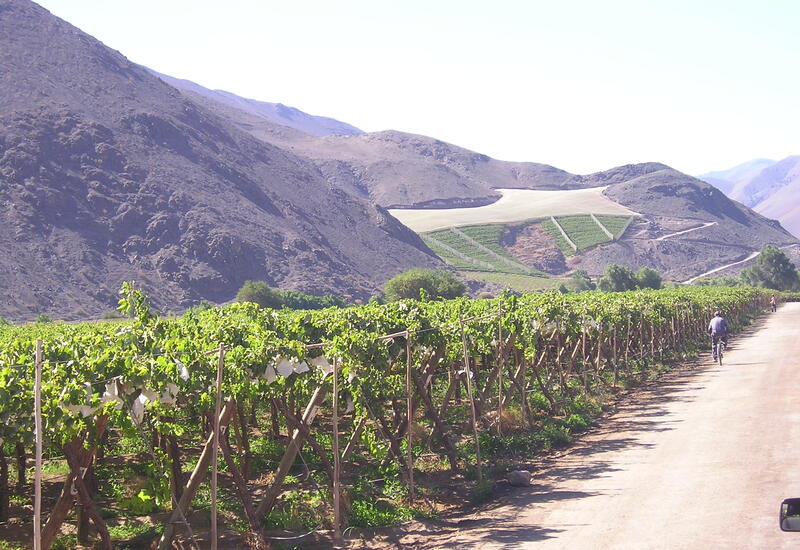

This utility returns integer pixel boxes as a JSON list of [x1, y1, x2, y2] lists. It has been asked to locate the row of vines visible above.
[[0, 284, 770, 549]]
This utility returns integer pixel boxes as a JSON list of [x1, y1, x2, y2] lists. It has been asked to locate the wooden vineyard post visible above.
[[554, 321, 566, 394], [459, 319, 483, 484], [34, 340, 43, 550], [581, 320, 587, 363], [623, 318, 630, 376], [638, 320, 644, 363], [342, 417, 366, 462], [211, 345, 225, 550], [650, 322, 655, 359], [671, 316, 676, 351], [497, 309, 503, 437], [595, 325, 603, 379], [612, 326, 619, 386], [405, 330, 415, 501], [254, 386, 328, 520], [158, 404, 238, 550], [332, 356, 343, 543]]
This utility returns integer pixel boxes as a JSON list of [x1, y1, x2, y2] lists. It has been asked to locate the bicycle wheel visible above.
[[717, 341, 724, 365]]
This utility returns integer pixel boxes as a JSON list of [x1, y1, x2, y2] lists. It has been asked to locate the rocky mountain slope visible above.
[[700, 156, 800, 238], [578, 166, 797, 280], [142, 76, 585, 207], [0, 0, 439, 321], [150, 70, 364, 138], [158, 76, 798, 282], [2, 1, 795, 321], [153, 74, 685, 212], [700, 159, 775, 196]]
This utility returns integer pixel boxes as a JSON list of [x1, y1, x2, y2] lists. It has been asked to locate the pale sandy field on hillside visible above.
[[389, 187, 639, 232]]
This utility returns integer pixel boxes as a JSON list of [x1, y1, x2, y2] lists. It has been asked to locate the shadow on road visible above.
[[399, 348, 721, 549]]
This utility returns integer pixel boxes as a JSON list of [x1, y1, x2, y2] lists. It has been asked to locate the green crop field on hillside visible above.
[[457, 224, 507, 253], [595, 215, 634, 238], [557, 216, 611, 249], [423, 226, 540, 275], [540, 218, 577, 255], [540, 215, 632, 254], [423, 230, 505, 271], [456, 225, 537, 270], [421, 235, 486, 271], [460, 270, 558, 292], [425, 216, 635, 264]]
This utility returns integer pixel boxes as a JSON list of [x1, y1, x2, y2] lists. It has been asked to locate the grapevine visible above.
[[0, 285, 770, 549]]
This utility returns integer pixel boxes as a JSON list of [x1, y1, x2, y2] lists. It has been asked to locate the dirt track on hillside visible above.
[[352, 303, 800, 549]]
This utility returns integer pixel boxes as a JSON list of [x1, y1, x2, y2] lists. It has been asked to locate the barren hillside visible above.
[[700, 156, 800, 238], [160, 75, 799, 283], [0, 0, 439, 321]]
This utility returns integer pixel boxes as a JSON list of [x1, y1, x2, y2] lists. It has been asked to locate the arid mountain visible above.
[[139, 75, 586, 207], [150, 70, 364, 138], [749, 161, 800, 238], [700, 156, 800, 238], [156, 76, 798, 281], [700, 159, 775, 196], [585, 166, 797, 280], [0, 0, 440, 322], [2, 0, 796, 322]]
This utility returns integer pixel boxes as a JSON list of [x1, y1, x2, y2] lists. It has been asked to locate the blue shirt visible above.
[[708, 316, 728, 335]]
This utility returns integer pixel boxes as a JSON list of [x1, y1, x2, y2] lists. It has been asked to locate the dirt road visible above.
[[682, 251, 760, 284], [403, 303, 800, 549], [654, 221, 717, 241]]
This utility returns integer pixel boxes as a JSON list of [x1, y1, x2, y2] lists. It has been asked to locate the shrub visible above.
[[598, 265, 664, 292], [383, 268, 466, 301], [564, 413, 590, 433], [636, 266, 662, 289], [236, 281, 346, 310], [569, 269, 595, 291], [740, 245, 800, 291], [597, 265, 637, 292], [236, 281, 282, 308]]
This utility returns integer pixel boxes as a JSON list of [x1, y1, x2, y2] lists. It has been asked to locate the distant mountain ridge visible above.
[[147, 68, 799, 282], [700, 156, 800, 237], [162, 77, 797, 283], [150, 70, 364, 137], [699, 159, 775, 196], [159, 75, 675, 209]]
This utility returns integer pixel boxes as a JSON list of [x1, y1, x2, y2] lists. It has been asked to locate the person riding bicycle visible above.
[[770, 294, 777, 312], [707, 311, 728, 360]]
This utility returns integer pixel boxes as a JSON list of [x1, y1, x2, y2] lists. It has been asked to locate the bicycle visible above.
[[712, 335, 726, 365]]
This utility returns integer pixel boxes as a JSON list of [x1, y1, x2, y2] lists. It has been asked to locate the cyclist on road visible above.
[[770, 294, 777, 312], [708, 311, 728, 361]]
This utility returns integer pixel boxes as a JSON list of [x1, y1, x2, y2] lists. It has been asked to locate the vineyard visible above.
[[540, 215, 632, 255], [0, 284, 770, 549], [421, 225, 541, 275]]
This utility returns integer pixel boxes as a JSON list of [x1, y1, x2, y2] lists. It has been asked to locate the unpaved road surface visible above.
[[654, 221, 717, 241], [396, 303, 800, 549], [682, 251, 760, 284]]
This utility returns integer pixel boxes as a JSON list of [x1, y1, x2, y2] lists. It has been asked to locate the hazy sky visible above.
[[34, 0, 799, 175]]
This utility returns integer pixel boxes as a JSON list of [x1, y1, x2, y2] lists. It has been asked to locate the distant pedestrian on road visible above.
[[708, 310, 728, 361], [770, 294, 777, 312]]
